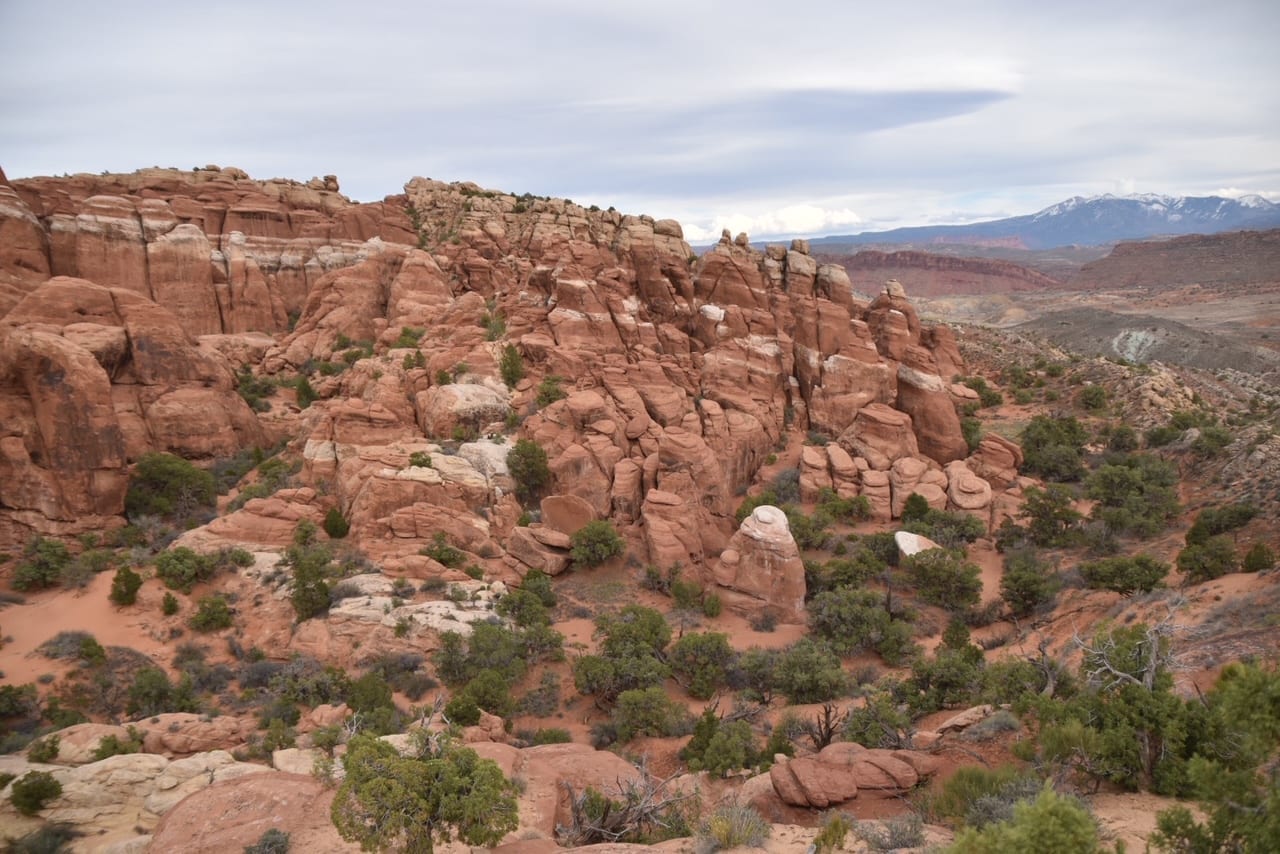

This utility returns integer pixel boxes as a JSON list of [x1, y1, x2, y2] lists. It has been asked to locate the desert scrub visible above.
[[698, 803, 770, 851]]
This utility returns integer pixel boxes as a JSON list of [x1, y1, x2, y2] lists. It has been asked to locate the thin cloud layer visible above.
[[1, 0, 1276, 239]]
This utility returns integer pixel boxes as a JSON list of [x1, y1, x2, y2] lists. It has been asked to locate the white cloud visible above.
[[1, 1, 1277, 232], [682, 205, 864, 243]]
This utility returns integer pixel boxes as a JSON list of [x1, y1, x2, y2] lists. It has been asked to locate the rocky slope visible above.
[[816, 249, 1063, 297], [1068, 227, 1280, 291]]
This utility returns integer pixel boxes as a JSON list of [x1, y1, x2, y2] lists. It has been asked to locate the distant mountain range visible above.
[[810, 193, 1280, 250]]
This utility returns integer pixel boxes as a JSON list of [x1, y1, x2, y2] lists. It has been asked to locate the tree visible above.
[[612, 687, 688, 741], [125, 452, 216, 521], [506, 439, 550, 505], [287, 523, 332, 621], [1000, 549, 1061, 617], [668, 632, 735, 700], [773, 639, 848, 704], [294, 376, 318, 408], [1019, 485, 1083, 548], [1079, 554, 1168, 595], [499, 344, 525, 388], [1177, 536, 1238, 584], [1085, 453, 1180, 538], [323, 507, 350, 539], [1020, 416, 1089, 482], [570, 520, 624, 567], [574, 605, 671, 705], [1150, 663, 1280, 853], [332, 733, 518, 853], [109, 565, 144, 606], [807, 588, 893, 656], [903, 549, 982, 611]]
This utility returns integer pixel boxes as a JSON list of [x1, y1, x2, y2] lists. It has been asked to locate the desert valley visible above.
[[0, 165, 1277, 853]]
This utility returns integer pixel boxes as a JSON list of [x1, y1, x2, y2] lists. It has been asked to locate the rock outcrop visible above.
[[0, 167, 995, 563], [711, 505, 807, 623], [769, 743, 941, 808]]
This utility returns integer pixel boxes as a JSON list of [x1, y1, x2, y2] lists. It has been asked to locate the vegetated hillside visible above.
[[808, 192, 1280, 250], [1068, 227, 1280, 291], [0, 167, 1278, 853], [1016, 307, 1280, 383], [817, 248, 1062, 297]]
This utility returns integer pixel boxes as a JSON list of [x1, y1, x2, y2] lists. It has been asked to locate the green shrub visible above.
[[1177, 536, 1238, 583], [1000, 549, 1061, 617], [27, 734, 59, 763], [9, 771, 62, 815], [109, 565, 143, 606], [1077, 385, 1107, 411], [506, 439, 550, 504], [161, 592, 180, 616], [244, 827, 292, 854], [189, 595, 233, 631], [155, 547, 216, 593], [853, 813, 925, 851], [1243, 542, 1276, 572], [1019, 484, 1083, 548], [668, 632, 734, 700], [1086, 453, 1181, 537], [774, 638, 848, 704], [1020, 416, 1088, 482], [949, 786, 1103, 853], [1186, 502, 1258, 546], [322, 507, 350, 539], [612, 687, 688, 741], [903, 508, 986, 549], [812, 811, 853, 853], [421, 531, 466, 568], [926, 764, 1029, 824], [407, 450, 432, 468], [12, 537, 72, 591], [294, 376, 318, 408], [1080, 554, 1168, 594], [4, 822, 81, 852], [394, 326, 425, 347], [499, 344, 524, 387], [903, 549, 982, 610], [535, 374, 567, 407], [90, 726, 144, 761], [124, 452, 215, 521], [699, 802, 770, 850], [570, 520, 624, 567]]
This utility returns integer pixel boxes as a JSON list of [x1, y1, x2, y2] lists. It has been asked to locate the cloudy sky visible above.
[[2, 0, 1277, 241]]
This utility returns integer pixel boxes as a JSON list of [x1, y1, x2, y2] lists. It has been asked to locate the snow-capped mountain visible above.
[[811, 193, 1280, 250]]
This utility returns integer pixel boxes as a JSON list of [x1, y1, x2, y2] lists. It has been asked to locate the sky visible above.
[[2, 0, 1278, 242]]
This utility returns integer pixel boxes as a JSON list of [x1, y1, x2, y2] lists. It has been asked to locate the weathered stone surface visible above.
[[945, 459, 994, 518], [711, 505, 806, 623], [839, 403, 919, 470], [541, 493, 597, 536], [966, 433, 1024, 489]]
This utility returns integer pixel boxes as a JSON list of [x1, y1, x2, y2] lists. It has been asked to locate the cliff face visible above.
[[817, 249, 1062, 296], [0, 169, 1011, 587], [2, 166, 415, 329]]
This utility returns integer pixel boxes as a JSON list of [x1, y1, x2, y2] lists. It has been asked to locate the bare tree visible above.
[[556, 762, 697, 846]]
